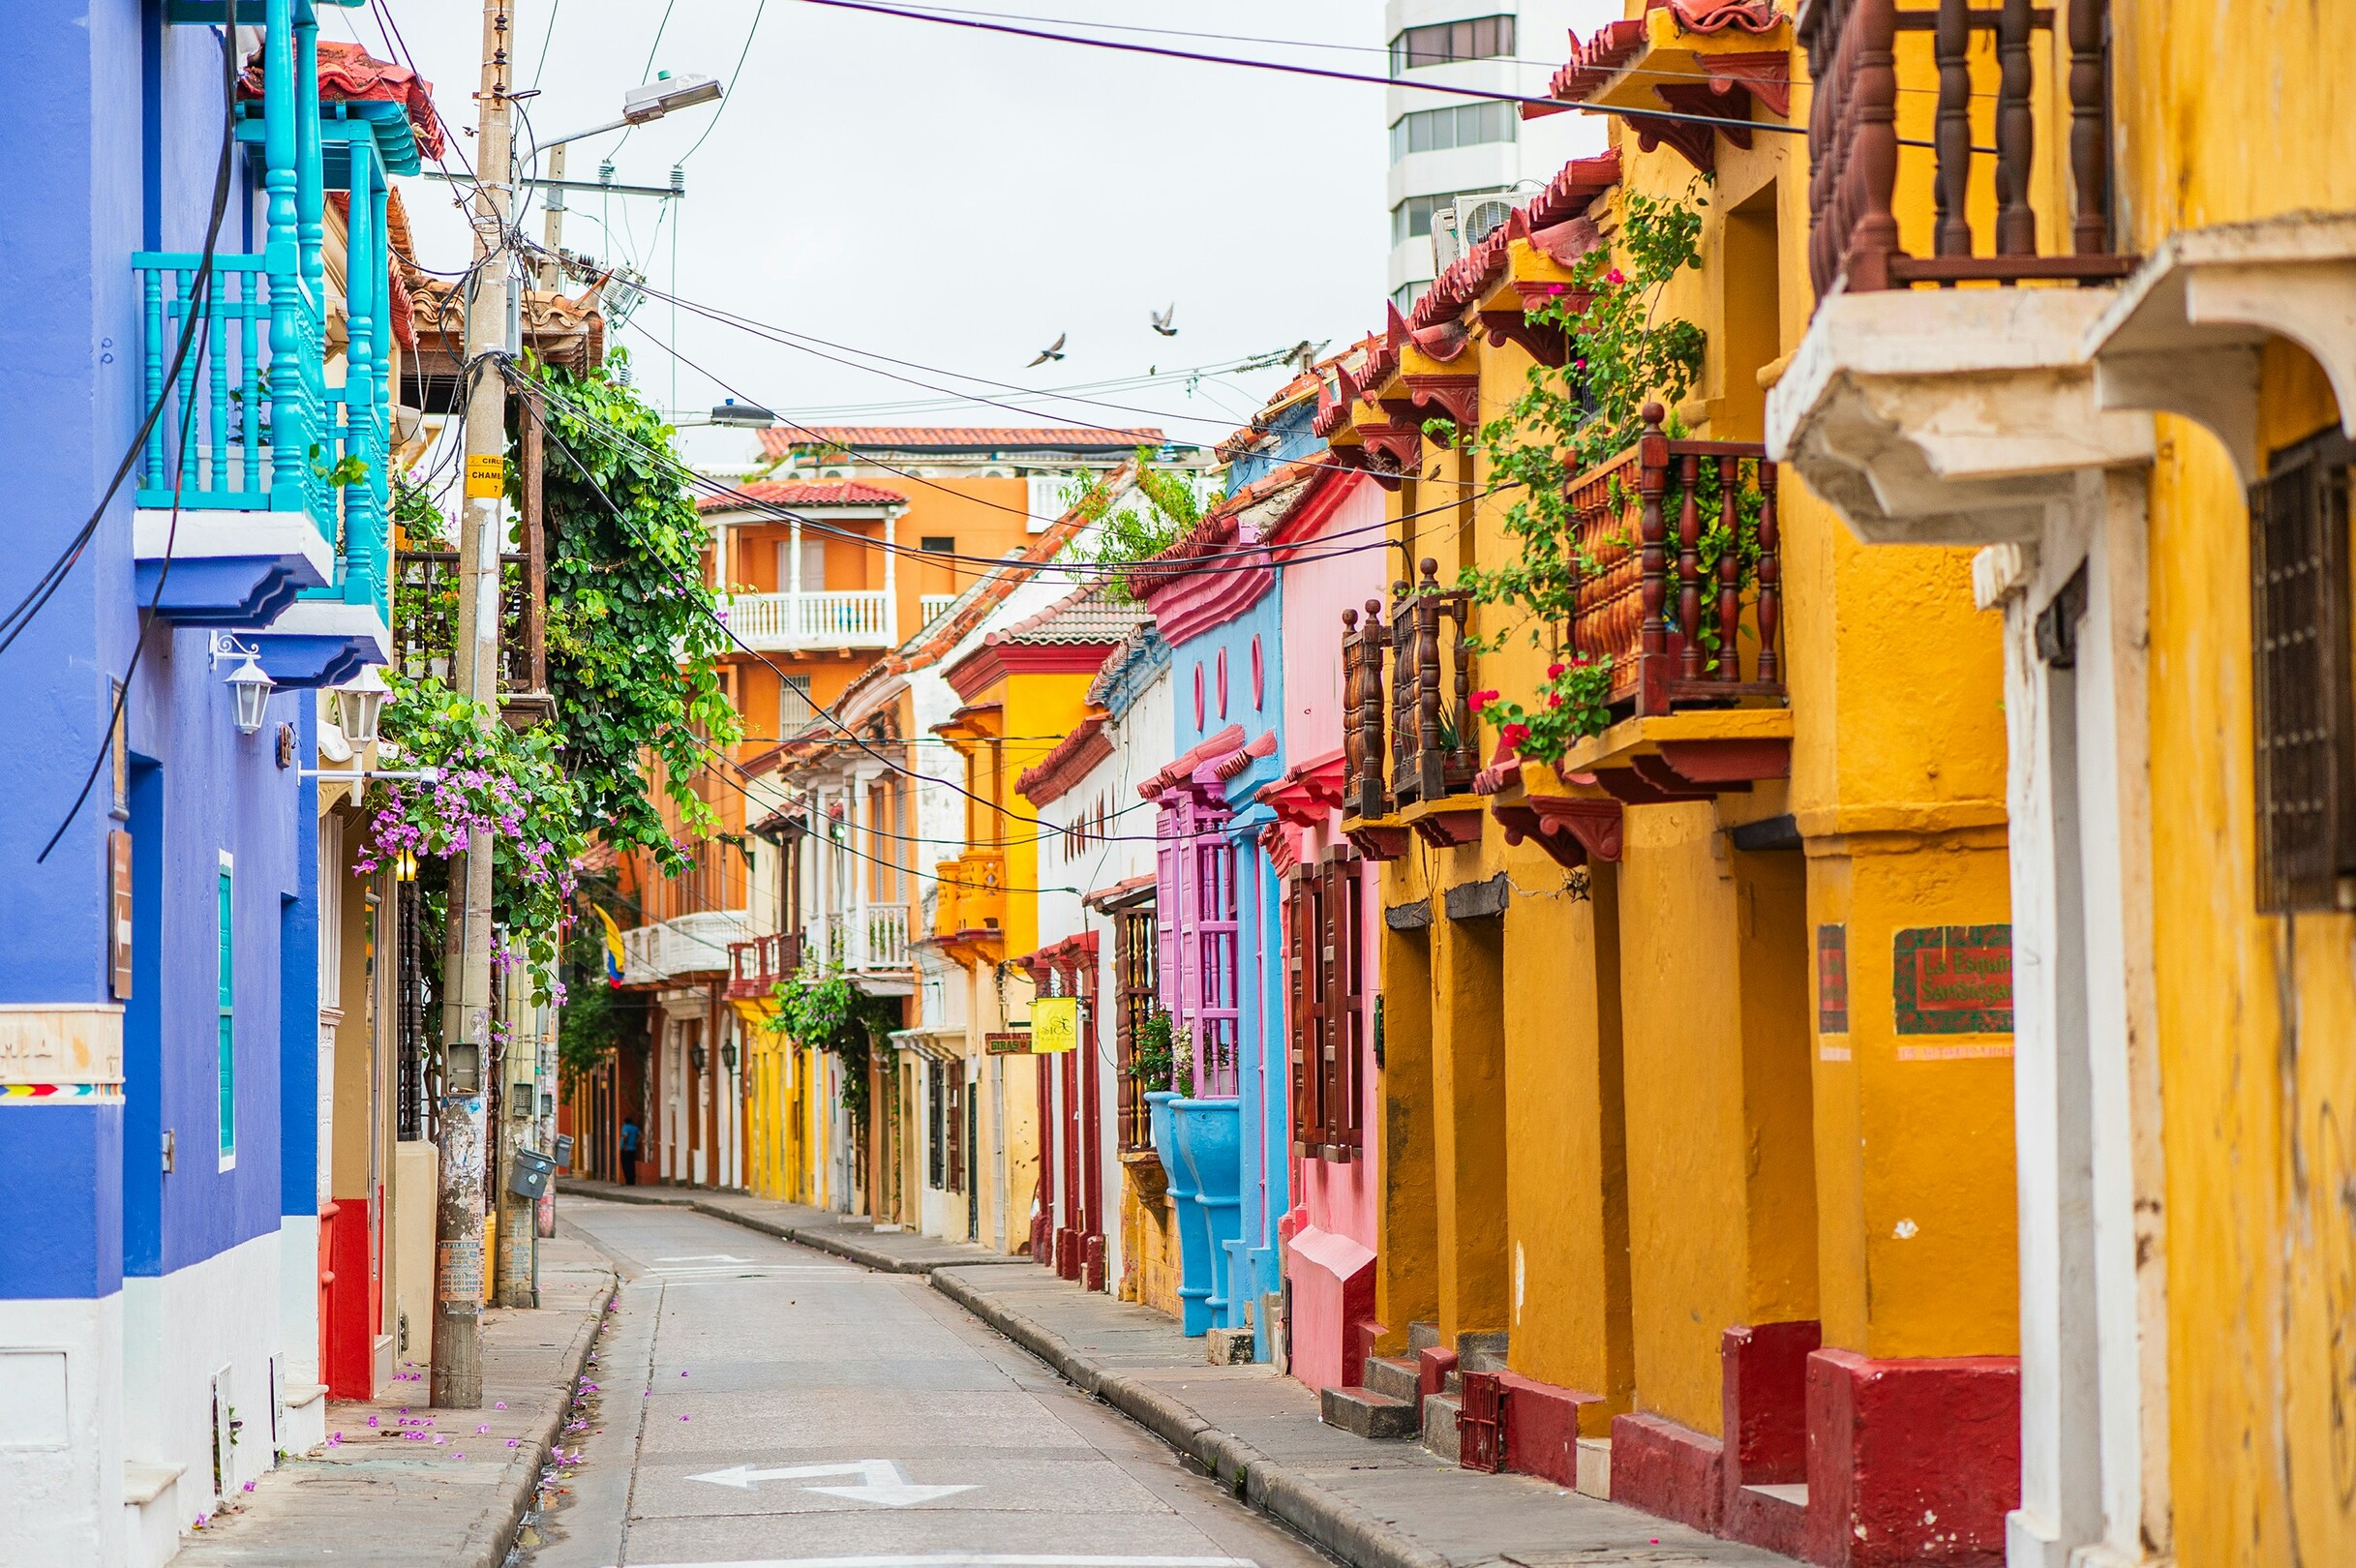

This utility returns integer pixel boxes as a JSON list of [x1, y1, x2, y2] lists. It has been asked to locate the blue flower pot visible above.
[[1170, 1097, 1242, 1339]]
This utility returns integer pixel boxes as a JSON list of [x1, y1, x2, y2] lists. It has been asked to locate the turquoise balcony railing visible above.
[[134, 253, 331, 534], [136, 0, 407, 617]]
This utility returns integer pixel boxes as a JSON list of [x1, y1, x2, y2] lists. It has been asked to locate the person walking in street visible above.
[[619, 1116, 642, 1186]]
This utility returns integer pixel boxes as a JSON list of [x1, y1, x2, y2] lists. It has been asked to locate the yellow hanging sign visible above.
[[465, 454, 504, 498], [1032, 996, 1079, 1055]]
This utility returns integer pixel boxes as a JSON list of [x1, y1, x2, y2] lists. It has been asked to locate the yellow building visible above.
[[1769, 1, 2356, 1564], [1321, 7, 2021, 1559]]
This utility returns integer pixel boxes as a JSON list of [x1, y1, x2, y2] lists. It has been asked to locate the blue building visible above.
[[1, 4, 407, 1560], [1137, 396, 1329, 1358]]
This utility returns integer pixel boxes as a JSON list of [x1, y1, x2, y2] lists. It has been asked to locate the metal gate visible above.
[[1459, 1370, 1506, 1473]]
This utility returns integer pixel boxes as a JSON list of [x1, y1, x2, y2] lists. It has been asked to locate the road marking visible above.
[[685, 1458, 979, 1507], [619, 1558, 1257, 1568]]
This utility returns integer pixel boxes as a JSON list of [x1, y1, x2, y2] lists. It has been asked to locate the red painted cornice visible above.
[[1015, 715, 1112, 806], [944, 640, 1121, 702]]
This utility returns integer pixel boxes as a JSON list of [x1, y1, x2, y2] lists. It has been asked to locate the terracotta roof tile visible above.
[[756, 425, 1163, 459], [241, 41, 446, 160], [696, 479, 907, 513], [989, 581, 1147, 648]]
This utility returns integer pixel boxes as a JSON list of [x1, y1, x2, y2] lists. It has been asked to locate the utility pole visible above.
[[433, 0, 517, 1410]]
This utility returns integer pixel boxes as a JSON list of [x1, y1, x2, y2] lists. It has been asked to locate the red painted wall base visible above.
[[1496, 1371, 1608, 1487], [1805, 1349, 2020, 1568], [1720, 1320, 1821, 1557], [1611, 1411, 1726, 1534]]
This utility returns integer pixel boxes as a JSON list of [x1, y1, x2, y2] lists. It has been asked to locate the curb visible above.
[[928, 1271, 1453, 1568], [462, 1256, 618, 1568], [557, 1180, 1031, 1276]]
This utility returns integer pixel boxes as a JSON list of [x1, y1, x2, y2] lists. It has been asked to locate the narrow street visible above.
[[529, 1199, 1334, 1568]]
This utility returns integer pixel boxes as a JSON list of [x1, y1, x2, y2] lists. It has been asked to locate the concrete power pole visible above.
[[433, 0, 518, 1410]]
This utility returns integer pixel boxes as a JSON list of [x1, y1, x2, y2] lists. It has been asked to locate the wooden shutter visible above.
[[1337, 852, 1365, 1155], [2250, 427, 2356, 911], [1286, 872, 1316, 1155]]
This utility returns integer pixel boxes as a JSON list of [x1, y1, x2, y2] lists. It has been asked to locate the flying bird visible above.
[[1028, 332, 1067, 367], [1150, 304, 1178, 337]]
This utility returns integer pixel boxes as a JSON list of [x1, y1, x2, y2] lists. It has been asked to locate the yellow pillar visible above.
[[1374, 921, 1437, 1353], [1617, 804, 1819, 1438]]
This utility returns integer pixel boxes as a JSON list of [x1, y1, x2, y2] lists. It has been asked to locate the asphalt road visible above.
[[529, 1197, 1335, 1568]]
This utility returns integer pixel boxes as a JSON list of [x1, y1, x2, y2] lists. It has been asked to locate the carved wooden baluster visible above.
[[1676, 455, 1703, 682], [1995, 0, 2037, 256], [1416, 560, 1446, 801], [1359, 599, 1389, 817], [1805, 5, 1836, 296], [1385, 579, 1404, 800], [1757, 461, 1782, 684], [1341, 608, 1365, 805], [1717, 456, 1742, 683], [2069, 0, 2112, 256], [1845, 0, 1903, 290], [1441, 592, 1461, 776], [1935, 0, 1973, 257], [1638, 406, 1670, 712]]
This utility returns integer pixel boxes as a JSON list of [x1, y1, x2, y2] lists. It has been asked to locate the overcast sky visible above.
[[331, 0, 1453, 447]]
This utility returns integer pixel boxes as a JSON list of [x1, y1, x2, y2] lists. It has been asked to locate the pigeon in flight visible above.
[[1028, 332, 1067, 367], [1151, 304, 1178, 337]]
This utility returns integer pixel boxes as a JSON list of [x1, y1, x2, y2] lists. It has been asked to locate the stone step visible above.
[[1575, 1436, 1611, 1499], [1363, 1354, 1422, 1405], [1321, 1384, 1419, 1439], [1406, 1319, 1442, 1352], [1457, 1329, 1510, 1373], [1420, 1390, 1463, 1462], [1442, 1368, 1462, 1397]]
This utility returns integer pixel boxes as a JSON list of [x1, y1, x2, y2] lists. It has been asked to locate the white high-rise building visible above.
[[1384, 0, 1612, 310]]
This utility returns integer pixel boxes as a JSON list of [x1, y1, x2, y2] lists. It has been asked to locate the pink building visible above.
[[1261, 467, 1386, 1394]]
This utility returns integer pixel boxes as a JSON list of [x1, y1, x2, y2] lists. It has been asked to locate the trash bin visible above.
[[509, 1147, 557, 1200], [554, 1132, 576, 1171]]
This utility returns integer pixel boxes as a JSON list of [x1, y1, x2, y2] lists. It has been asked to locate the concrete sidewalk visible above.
[[559, 1179, 1793, 1568], [173, 1228, 616, 1568]]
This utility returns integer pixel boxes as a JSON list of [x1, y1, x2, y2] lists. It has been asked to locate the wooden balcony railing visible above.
[[1801, 0, 2133, 295], [726, 930, 804, 999], [392, 551, 536, 691], [1565, 406, 1783, 714], [1341, 559, 1479, 817]]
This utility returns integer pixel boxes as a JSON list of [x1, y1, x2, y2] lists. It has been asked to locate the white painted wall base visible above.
[[0, 1291, 125, 1568], [276, 1213, 323, 1455], [120, 1228, 287, 1550]]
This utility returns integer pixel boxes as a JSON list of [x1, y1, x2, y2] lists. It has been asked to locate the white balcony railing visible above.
[[619, 910, 755, 985], [719, 590, 895, 649], [919, 593, 957, 628], [817, 906, 914, 974]]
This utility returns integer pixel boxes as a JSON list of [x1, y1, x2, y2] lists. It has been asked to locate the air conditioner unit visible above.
[[1459, 196, 1517, 249], [1431, 203, 1465, 271]]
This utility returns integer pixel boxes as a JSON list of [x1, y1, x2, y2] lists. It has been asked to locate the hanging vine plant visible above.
[[1447, 184, 1737, 764], [763, 965, 899, 1130], [524, 350, 741, 873], [354, 673, 588, 1002]]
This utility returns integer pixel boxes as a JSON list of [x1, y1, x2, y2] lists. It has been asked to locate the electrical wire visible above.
[[779, 0, 1811, 138], [36, 7, 242, 860], [678, 0, 768, 165], [529, 362, 1474, 585], [0, 67, 244, 656]]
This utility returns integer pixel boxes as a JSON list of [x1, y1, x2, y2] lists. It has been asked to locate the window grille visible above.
[[2250, 426, 2356, 912], [1114, 907, 1159, 1151]]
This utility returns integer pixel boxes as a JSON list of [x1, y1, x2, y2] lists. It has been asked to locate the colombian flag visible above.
[[594, 904, 626, 988]]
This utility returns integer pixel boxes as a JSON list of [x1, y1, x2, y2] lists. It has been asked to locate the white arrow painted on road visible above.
[[686, 1459, 978, 1507]]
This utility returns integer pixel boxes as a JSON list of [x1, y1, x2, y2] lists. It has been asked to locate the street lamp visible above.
[[209, 633, 275, 736], [334, 664, 390, 747], [525, 73, 724, 169], [708, 400, 775, 429]]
